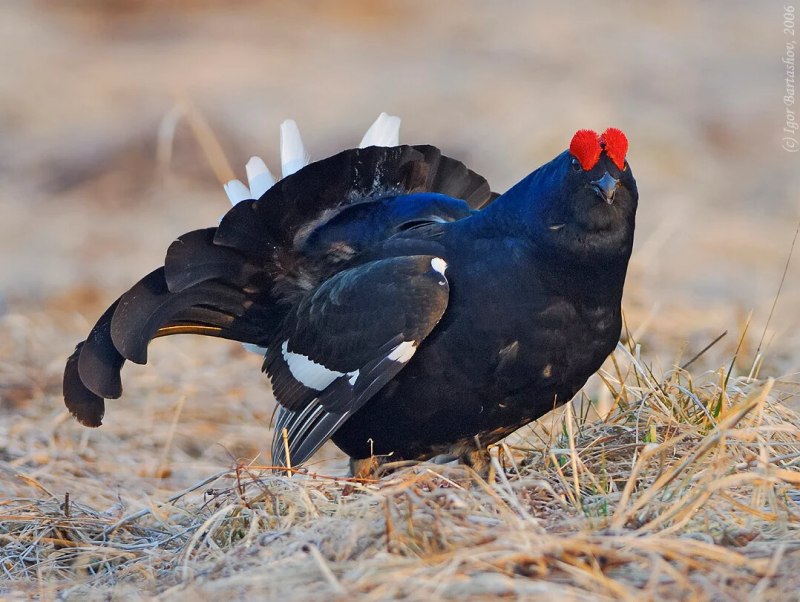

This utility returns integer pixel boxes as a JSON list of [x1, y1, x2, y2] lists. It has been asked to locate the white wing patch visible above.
[[430, 257, 448, 276], [281, 341, 359, 391], [281, 339, 417, 392], [280, 119, 310, 177], [359, 112, 401, 148], [387, 340, 417, 363], [281, 340, 342, 390]]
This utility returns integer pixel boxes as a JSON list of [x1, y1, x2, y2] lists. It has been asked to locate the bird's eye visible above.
[[571, 158, 581, 171]]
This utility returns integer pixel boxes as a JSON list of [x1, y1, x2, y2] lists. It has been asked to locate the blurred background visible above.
[[1, 1, 798, 493]]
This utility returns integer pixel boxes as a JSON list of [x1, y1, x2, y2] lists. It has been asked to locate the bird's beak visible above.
[[590, 172, 619, 204]]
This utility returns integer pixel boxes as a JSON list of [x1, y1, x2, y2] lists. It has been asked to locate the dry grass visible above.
[[2, 307, 799, 600]]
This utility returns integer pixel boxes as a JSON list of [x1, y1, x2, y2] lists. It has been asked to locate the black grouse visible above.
[[63, 115, 638, 477]]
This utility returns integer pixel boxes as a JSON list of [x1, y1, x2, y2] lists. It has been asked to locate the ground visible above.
[[1, 2, 799, 600]]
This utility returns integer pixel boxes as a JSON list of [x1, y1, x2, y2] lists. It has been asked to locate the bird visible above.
[[62, 114, 638, 478]]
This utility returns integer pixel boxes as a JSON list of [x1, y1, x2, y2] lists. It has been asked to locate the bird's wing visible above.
[[265, 255, 450, 468]]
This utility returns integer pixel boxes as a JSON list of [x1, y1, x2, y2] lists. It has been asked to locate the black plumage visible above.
[[63, 130, 638, 477], [266, 255, 449, 466]]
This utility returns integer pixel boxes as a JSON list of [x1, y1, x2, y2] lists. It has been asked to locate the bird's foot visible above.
[[349, 455, 386, 480], [349, 446, 493, 481], [459, 447, 492, 478], [349, 456, 433, 480]]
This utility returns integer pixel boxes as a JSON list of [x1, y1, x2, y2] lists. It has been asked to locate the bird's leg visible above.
[[351, 455, 425, 479], [459, 447, 492, 478], [349, 456, 384, 480]]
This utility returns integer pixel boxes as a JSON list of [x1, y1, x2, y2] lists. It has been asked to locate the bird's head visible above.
[[497, 127, 638, 264], [566, 127, 634, 209]]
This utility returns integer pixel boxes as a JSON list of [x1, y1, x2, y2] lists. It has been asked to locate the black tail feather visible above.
[[429, 153, 493, 208], [64, 343, 106, 427], [162, 306, 275, 346], [164, 228, 260, 293], [109, 268, 251, 364], [77, 300, 125, 399], [64, 282, 279, 426], [64, 299, 126, 426]]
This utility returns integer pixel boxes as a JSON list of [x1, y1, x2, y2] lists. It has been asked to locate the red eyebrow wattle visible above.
[[599, 128, 628, 170], [569, 130, 602, 171]]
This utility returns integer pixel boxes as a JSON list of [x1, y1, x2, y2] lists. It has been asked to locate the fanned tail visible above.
[[214, 145, 492, 259], [63, 135, 494, 427], [63, 231, 283, 426]]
